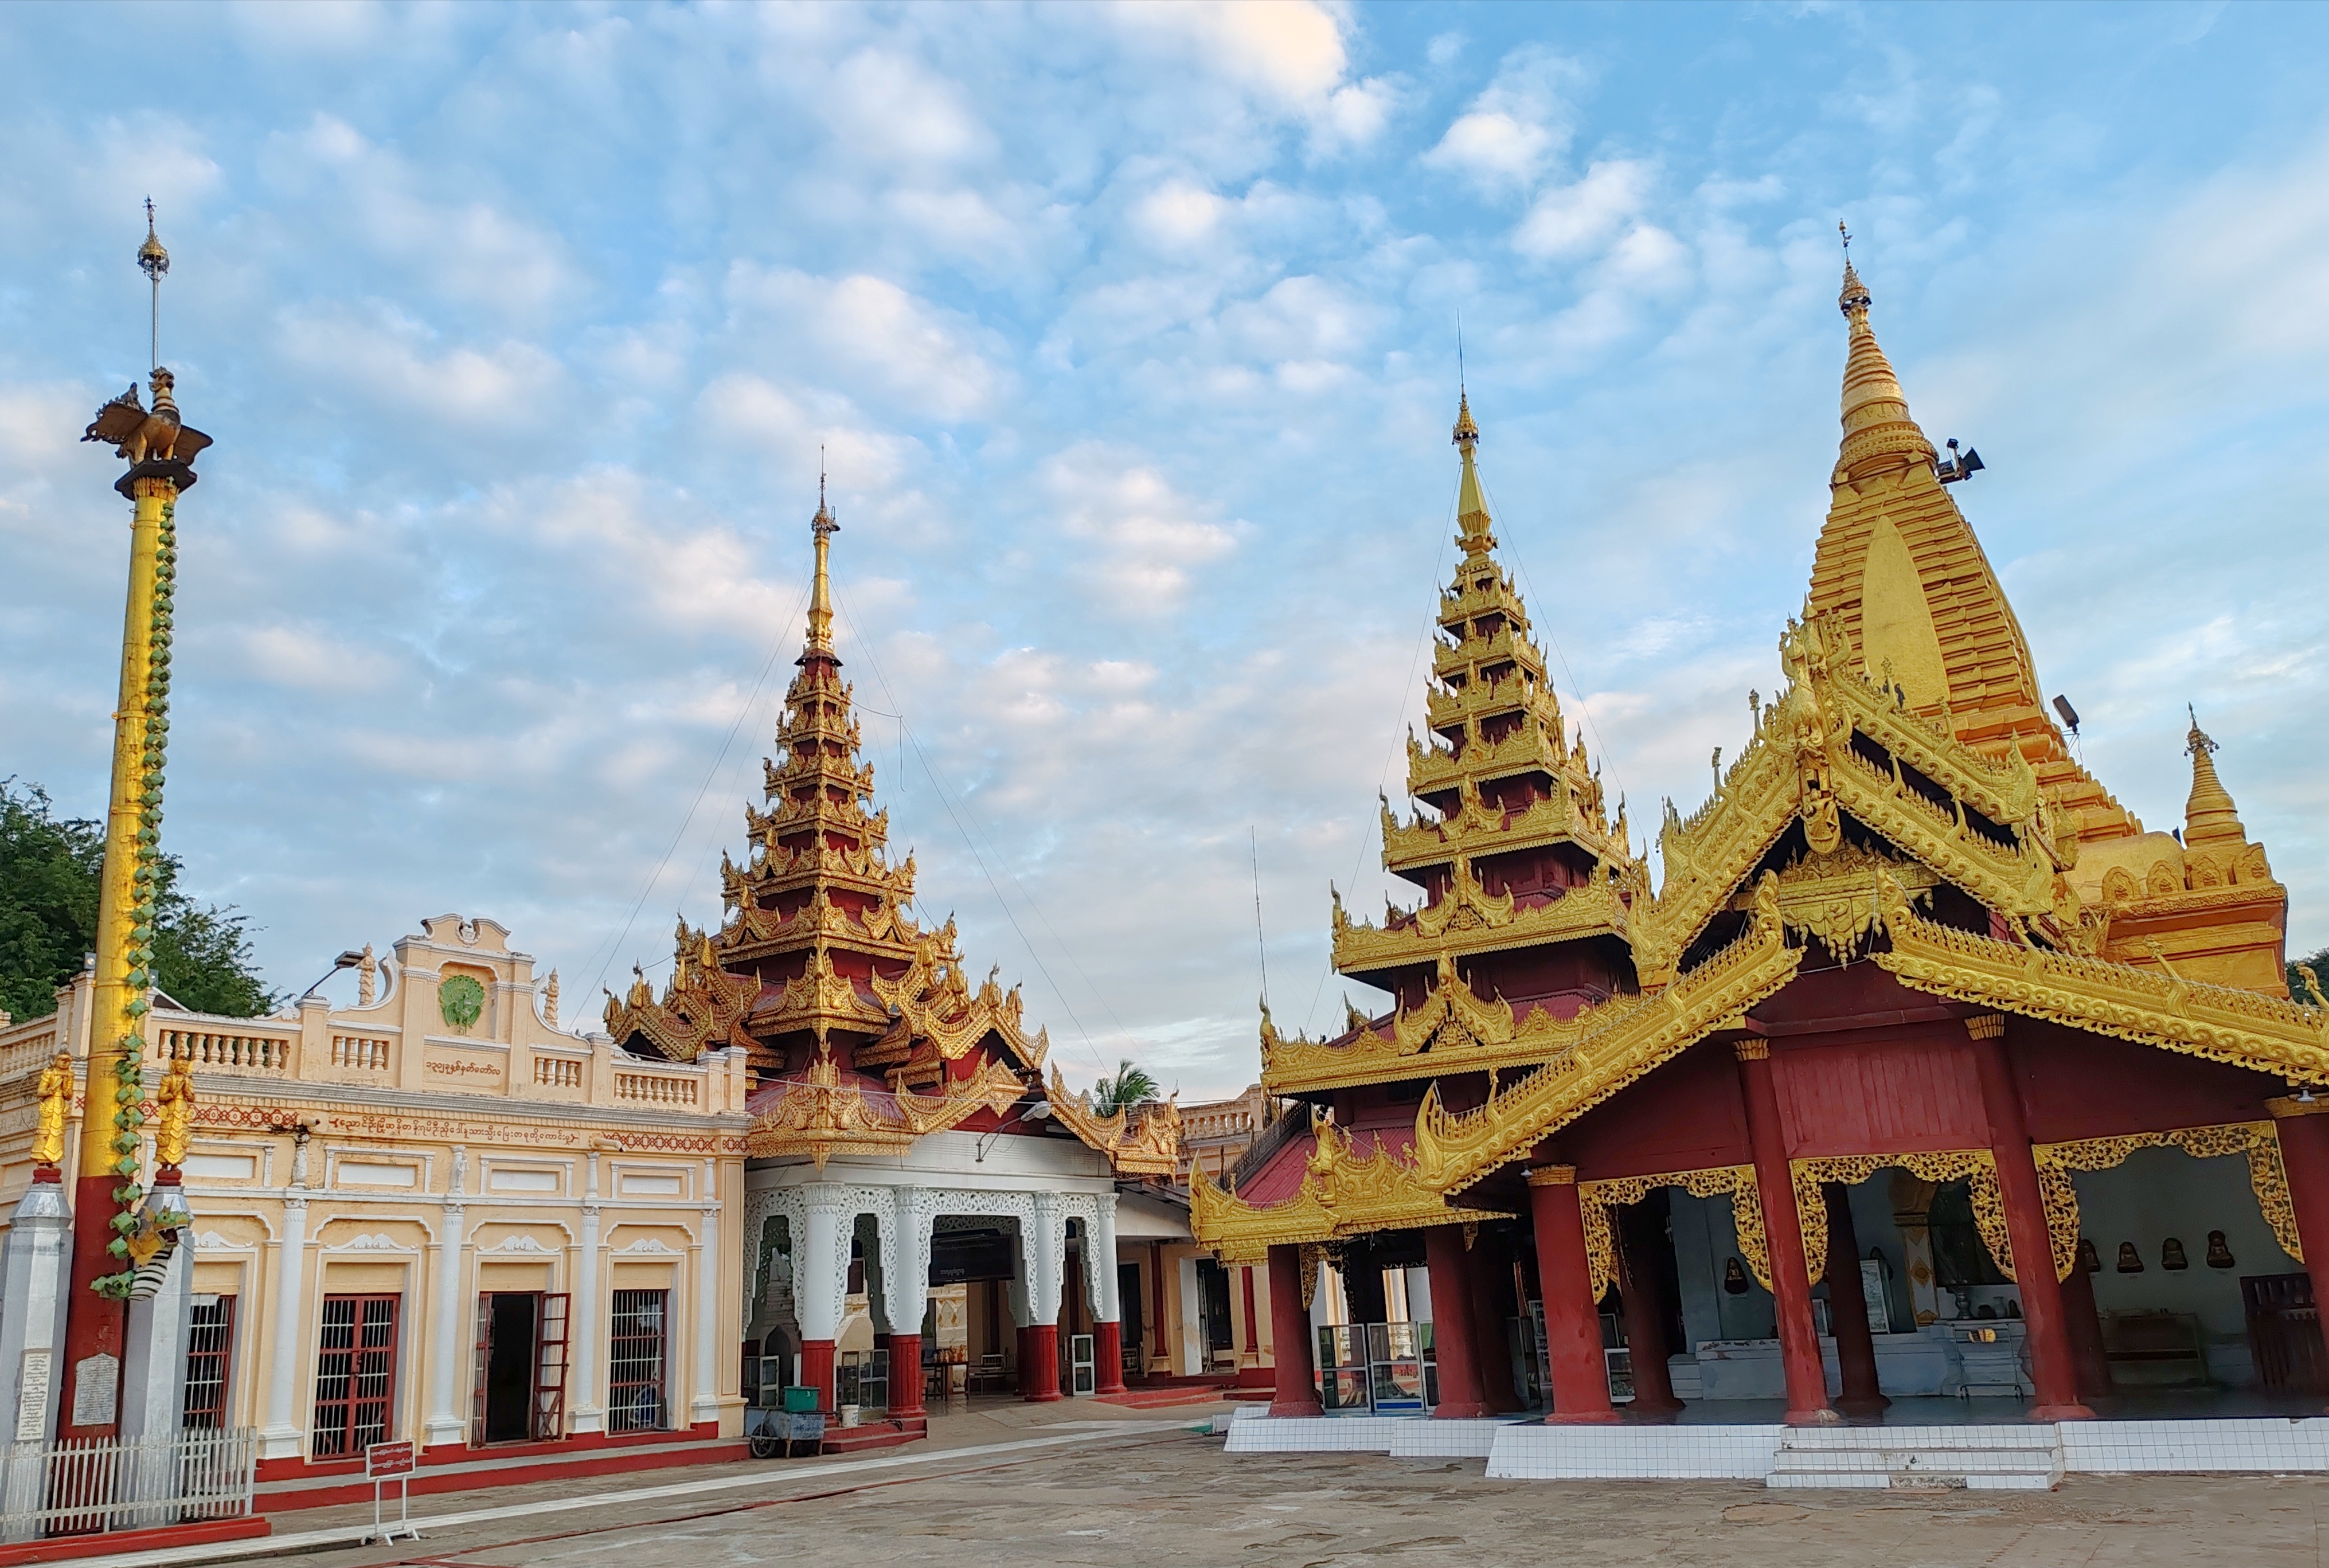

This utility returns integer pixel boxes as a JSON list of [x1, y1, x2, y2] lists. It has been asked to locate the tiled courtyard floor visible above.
[[119, 1406, 2329, 1568]]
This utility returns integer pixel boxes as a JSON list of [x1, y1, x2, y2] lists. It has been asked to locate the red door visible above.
[[313, 1294, 400, 1458]]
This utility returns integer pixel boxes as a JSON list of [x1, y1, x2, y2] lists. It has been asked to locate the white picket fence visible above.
[[0, 1428, 257, 1541]]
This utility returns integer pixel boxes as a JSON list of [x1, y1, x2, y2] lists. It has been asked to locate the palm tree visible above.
[[1090, 1058, 1160, 1115]]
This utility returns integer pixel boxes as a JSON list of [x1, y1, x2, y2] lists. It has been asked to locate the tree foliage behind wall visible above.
[[0, 780, 279, 1022]]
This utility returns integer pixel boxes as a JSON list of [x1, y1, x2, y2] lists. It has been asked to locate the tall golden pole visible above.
[[60, 209, 206, 1439]]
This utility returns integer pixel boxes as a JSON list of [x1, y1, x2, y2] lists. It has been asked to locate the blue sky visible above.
[[3, 1, 2324, 1098]]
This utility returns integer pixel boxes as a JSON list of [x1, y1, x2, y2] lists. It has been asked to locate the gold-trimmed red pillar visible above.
[[1734, 1039, 1838, 1426], [1525, 1166, 1617, 1424], [1616, 1205, 1683, 1416], [1821, 1182, 1888, 1418], [1966, 1016, 2092, 1420], [1265, 1244, 1323, 1417], [2268, 1097, 2329, 1409]]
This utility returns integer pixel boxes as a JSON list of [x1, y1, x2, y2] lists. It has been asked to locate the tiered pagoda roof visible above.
[[605, 490, 1178, 1175], [1195, 259, 2322, 1261]]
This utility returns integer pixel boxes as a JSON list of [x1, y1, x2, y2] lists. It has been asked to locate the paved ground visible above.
[[121, 1403, 2329, 1568]]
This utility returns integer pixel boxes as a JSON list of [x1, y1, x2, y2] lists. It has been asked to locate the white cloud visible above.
[[725, 268, 1003, 423], [1514, 158, 1656, 259], [1421, 44, 1582, 193], [1043, 443, 1240, 608]]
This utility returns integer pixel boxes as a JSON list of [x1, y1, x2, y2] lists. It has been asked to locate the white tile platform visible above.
[[1477, 1417, 2329, 1485], [1768, 1424, 2062, 1491], [1225, 1414, 1418, 1454], [1486, 1423, 1783, 1480], [1388, 1418, 1533, 1460]]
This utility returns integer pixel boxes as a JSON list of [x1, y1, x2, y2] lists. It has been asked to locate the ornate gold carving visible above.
[[1733, 1038, 1770, 1062], [1404, 895, 1803, 1192], [1732, 843, 1939, 955], [2034, 1122, 2299, 1273], [1790, 1151, 2011, 1282], [744, 1050, 1024, 1170], [1579, 1166, 1767, 1299], [1332, 870, 1630, 972], [1873, 871, 2329, 1085], [30, 1051, 71, 1167], [1525, 1164, 1577, 1186], [1044, 1065, 1182, 1176], [1965, 1014, 2006, 1041], [603, 922, 762, 1062], [154, 1054, 194, 1168], [1188, 1107, 1510, 1264]]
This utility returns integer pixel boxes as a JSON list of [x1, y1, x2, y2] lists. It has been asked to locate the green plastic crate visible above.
[[779, 1385, 819, 1414]]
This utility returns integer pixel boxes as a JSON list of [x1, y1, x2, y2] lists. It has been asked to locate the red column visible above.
[[1423, 1225, 1491, 1418], [1094, 1321, 1126, 1395], [2057, 1255, 2115, 1401], [800, 1339, 837, 1414], [1525, 1166, 1617, 1424], [1734, 1039, 1838, 1426], [1822, 1183, 1889, 1418], [1266, 1244, 1323, 1417], [1968, 1018, 2092, 1420], [885, 1332, 924, 1417], [1615, 1206, 1683, 1416], [1022, 1324, 1062, 1401], [2269, 1101, 2329, 1411], [1241, 1265, 1259, 1358], [1467, 1233, 1518, 1413]]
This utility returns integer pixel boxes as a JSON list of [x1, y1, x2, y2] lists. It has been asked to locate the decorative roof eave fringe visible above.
[[1189, 1107, 1511, 1264], [1404, 880, 1805, 1195], [1868, 871, 2329, 1084], [745, 1052, 1025, 1170], [1045, 1065, 1183, 1176]]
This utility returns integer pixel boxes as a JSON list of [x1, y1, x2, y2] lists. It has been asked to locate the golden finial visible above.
[[139, 198, 170, 373], [1838, 220, 1869, 315], [2184, 702, 2217, 758], [806, 449, 839, 654]]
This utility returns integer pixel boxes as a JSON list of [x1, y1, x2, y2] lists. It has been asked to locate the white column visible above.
[[690, 1160, 720, 1428], [1028, 1194, 1064, 1327], [424, 1148, 468, 1447], [794, 1188, 850, 1343], [571, 1153, 604, 1433], [891, 1190, 933, 1339], [259, 1196, 310, 1460], [1176, 1254, 1202, 1377], [1089, 1195, 1120, 1323]]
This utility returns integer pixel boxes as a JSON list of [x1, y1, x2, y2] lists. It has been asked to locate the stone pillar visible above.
[[1821, 1183, 1888, 1418], [2268, 1101, 2329, 1409], [424, 1155, 468, 1450], [0, 1175, 71, 1542], [1615, 1205, 1683, 1416], [259, 1195, 311, 1460], [1022, 1195, 1065, 1402], [570, 1156, 604, 1434], [795, 1190, 853, 1413], [1266, 1244, 1322, 1417], [691, 1163, 720, 1430], [1423, 1225, 1490, 1418], [1525, 1166, 1617, 1424], [2057, 1248, 2115, 1401], [1967, 1018, 2092, 1420], [1734, 1039, 1838, 1426], [1091, 1196, 1125, 1395]]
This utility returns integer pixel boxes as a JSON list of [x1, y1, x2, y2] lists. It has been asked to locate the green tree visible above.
[[1089, 1058, 1161, 1115], [2292, 946, 2329, 1006], [0, 780, 279, 1021]]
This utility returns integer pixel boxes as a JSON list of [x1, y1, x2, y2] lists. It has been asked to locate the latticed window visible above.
[[312, 1294, 400, 1458], [607, 1289, 670, 1433], [183, 1295, 236, 1428]]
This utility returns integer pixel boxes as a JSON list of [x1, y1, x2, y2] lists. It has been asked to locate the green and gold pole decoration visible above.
[[60, 206, 212, 1435]]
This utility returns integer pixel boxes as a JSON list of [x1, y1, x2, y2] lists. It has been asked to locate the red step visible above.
[[819, 1417, 926, 1456]]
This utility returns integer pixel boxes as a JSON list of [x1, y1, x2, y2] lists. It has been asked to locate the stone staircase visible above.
[[1767, 1424, 2064, 1491]]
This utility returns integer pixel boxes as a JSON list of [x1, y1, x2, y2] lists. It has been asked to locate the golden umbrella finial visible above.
[[138, 198, 170, 373]]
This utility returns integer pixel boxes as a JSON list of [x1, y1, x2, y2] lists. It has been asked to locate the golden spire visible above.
[[1451, 390, 1494, 553], [1833, 225, 1937, 483], [805, 462, 838, 655], [2182, 707, 2248, 851]]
